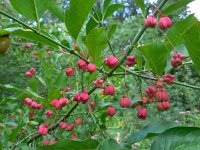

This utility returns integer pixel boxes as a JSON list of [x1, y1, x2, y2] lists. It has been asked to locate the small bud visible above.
[[65, 67, 75, 76], [77, 59, 88, 70], [93, 78, 104, 88], [120, 97, 131, 108], [45, 110, 53, 117], [155, 90, 169, 102], [25, 71, 32, 78], [76, 118, 82, 125], [104, 55, 119, 69], [103, 85, 115, 96], [155, 81, 164, 89], [126, 56, 136, 66], [158, 16, 172, 30], [145, 15, 157, 28], [107, 106, 116, 117], [145, 86, 156, 97], [87, 63, 97, 73], [163, 74, 175, 85], [137, 107, 148, 119], [66, 124, 75, 131], [59, 122, 67, 129]]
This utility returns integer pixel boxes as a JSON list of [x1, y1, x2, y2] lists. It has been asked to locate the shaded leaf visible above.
[[183, 21, 200, 74], [137, 40, 171, 75], [151, 127, 200, 150], [65, 0, 96, 40], [86, 28, 108, 66], [8, 124, 23, 142], [108, 24, 118, 39], [162, 0, 194, 15], [48, 1, 65, 21], [28, 78, 39, 93], [103, 4, 124, 20], [135, 0, 145, 15], [166, 14, 196, 46], [97, 139, 131, 150], [86, 16, 99, 35], [9, 0, 50, 21], [127, 122, 179, 144], [103, 0, 112, 12], [38, 139, 99, 150]]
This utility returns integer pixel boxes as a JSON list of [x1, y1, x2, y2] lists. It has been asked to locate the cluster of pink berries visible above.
[[65, 60, 97, 77], [171, 52, 185, 68], [73, 92, 90, 104], [24, 43, 32, 48], [38, 123, 48, 135], [50, 98, 69, 110], [126, 56, 137, 67], [77, 60, 97, 73], [42, 139, 57, 145], [59, 122, 75, 131], [104, 55, 136, 68], [103, 85, 115, 96], [90, 101, 95, 111], [44, 110, 53, 117], [25, 67, 36, 78], [93, 78, 104, 88], [104, 55, 119, 68], [145, 15, 185, 68], [24, 98, 43, 109], [106, 97, 131, 117], [59, 117, 82, 132], [134, 74, 175, 120], [145, 15, 172, 30]]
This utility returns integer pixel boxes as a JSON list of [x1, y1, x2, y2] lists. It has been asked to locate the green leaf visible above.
[[103, 0, 112, 12], [9, 0, 50, 21], [108, 24, 118, 39], [53, 72, 68, 90], [36, 76, 47, 87], [8, 124, 23, 142], [0, 29, 9, 37], [162, 0, 194, 15], [65, 0, 96, 40], [126, 122, 179, 144], [0, 84, 44, 101], [103, 4, 124, 20], [48, 1, 64, 22], [166, 14, 196, 46], [0, 84, 24, 93], [3, 28, 59, 49], [28, 78, 39, 93], [183, 21, 200, 74], [97, 139, 131, 150], [77, 32, 87, 52], [25, 87, 44, 100], [12, 29, 59, 49], [135, 0, 145, 15], [151, 127, 200, 150], [135, 55, 143, 70], [86, 16, 99, 35], [137, 40, 171, 75], [47, 89, 61, 101], [38, 139, 99, 150], [86, 28, 108, 66]]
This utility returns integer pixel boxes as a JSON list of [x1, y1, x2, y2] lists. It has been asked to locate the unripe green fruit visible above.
[[0, 35, 10, 53]]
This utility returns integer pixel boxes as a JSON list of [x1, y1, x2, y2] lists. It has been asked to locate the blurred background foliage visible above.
[[0, 0, 200, 149]]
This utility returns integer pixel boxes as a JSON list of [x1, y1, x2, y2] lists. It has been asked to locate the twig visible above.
[[2, 0, 169, 146], [120, 66, 200, 90]]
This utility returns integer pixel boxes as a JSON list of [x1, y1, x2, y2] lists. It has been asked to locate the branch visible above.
[[2, 0, 169, 145], [119, 66, 200, 90], [0, 10, 103, 73]]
